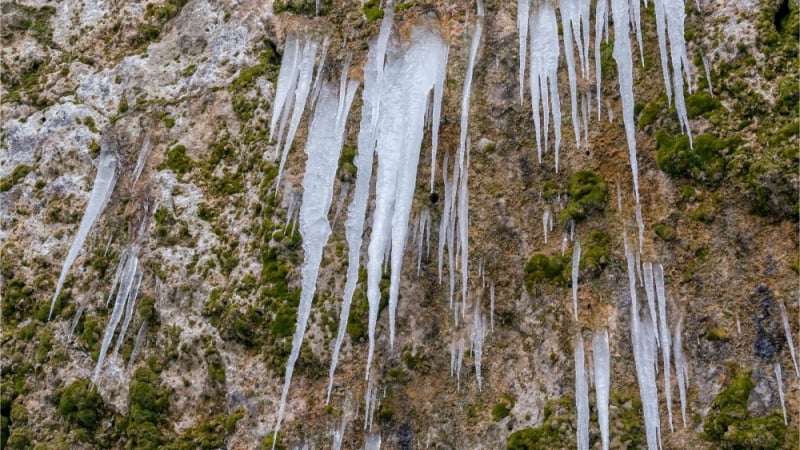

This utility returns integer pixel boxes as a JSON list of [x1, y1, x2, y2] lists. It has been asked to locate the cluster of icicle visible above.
[[272, 37, 359, 445], [518, 0, 694, 200], [49, 144, 118, 320]]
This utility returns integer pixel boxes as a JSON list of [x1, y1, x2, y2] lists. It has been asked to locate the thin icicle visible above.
[[51, 147, 118, 319], [559, 0, 585, 149], [572, 240, 581, 321], [132, 129, 152, 185], [630, 0, 645, 64], [518, 0, 529, 103], [543, 208, 551, 243], [635, 203, 645, 255], [126, 321, 147, 373], [774, 362, 787, 425], [779, 302, 799, 376], [310, 36, 330, 107], [437, 153, 451, 284], [575, 333, 590, 450], [593, 329, 611, 450], [654, 264, 674, 432], [429, 45, 449, 192], [665, 0, 693, 143], [270, 36, 301, 139], [702, 55, 714, 97], [594, 0, 608, 118], [471, 302, 485, 391], [109, 270, 143, 366], [611, 0, 640, 202], [490, 284, 495, 332], [653, 0, 673, 105], [674, 313, 689, 427], [643, 263, 660, 347]]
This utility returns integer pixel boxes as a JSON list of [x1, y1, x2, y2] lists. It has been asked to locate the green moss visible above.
[[685, 91, 721, 118], [118, 97, 129, 114], [492, 394, 516, 421], [0, 165, 33, 192], [160, 144, 193, 177], [653, 223, 676, 241], [161, 114, 175, 130], [705, 327, 730, 341], [338, 145, 357, 182], [560, 170, 608, 225], [638, 96, 667, 129], [580, 230, 610, 277], [525, 253, 569, 291], [166, 410, 243, 450], [181, 64, 196, 77], [55, 379, 105, 429], [363, 0, 384, 21], [506, 398, 575, 449], [88, 140, 101, 158], [273, 0, 318, 16], [395, 1, 414, 11], [704, 366, 792, 448], [83, 116, 99, 133], [656, 131, 730, 185], [541, 181, 560, 201], [124, 365, 170, 448]]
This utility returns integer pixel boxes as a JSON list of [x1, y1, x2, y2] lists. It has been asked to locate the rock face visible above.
[[1, 0, 797, 449]]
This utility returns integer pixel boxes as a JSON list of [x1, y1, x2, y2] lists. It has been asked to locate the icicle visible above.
[[665, 0, 693, 143], [575, 333, 590, 450], [594, 0, 608, 118], [635, 203, 645, 255], [417, 209, 429, 276], [274, 74, 358, 445], [775, 362, 787, 425], [126, 321, 147, 373], [450, 340, 457, 376], [702, 55, 714, 97], [471, 301, 485, 391], [311, 36, 330, 107], [109, 270, 143, 366], [438, 153, 451, 284], [456, 338, 465, 391], [518, 0, 529, 103], [528, 3, 562, 170], [365, 21, 447, 378], [654, 264, 674, 431], [270, 35, 300, 140], [561, 232, 568, 256], [490, 284, 495, 332], [779, 302, 799, 376], [50, 147, 118, 319], [630, 0, 645, 64], [93, 250, 138, 385], [429, 45, 449, 192], [643, 263, 660, 347], [616, 184, 623, 212], [332, 406, 348, 450], [364, 433, 381, 450], [457, 144, 470, 321], [559, 0, 585, 149], [624, 235, 661, 450], [674, 313, 689, 427], [611, 0, 640, 202], [69, 289, 93, 338], [736, 314, 741, 335], [132, 129, 152, 186], [572, 240, 581, 321], [543, 208, 551, 243], [653, 0, 673, 105], [593, 329, 611, 450]]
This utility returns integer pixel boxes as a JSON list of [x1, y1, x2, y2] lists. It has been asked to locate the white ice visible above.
[[572, 240, 581, 321], [528, 3, 562, 170], [575, 333, 590, 450], [593, 329, 611, 450], [779, 302, 799, 376]]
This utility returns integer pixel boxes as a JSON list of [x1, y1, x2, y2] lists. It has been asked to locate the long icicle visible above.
[[593, 329, 611, 450]]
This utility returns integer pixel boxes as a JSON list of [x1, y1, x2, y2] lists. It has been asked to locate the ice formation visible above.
[[654, 264, 674, 431], [274, 70, 358, 445], [50, 146, 118, 319], [779, 302, 799, 376], [593, 329, 611, 450], [572, 240, 581, 320], [674, 313, 689, 427], [575, 333, 590, 450], [528, 3, 562, 170]]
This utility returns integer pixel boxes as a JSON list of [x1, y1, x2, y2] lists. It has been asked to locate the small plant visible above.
[[525, 253, 569, 291], [363, 0, 384, 22], [55, 379, 105, 429], [560, 170, 608, 225], [160, 144, 193, 177], [0, 165, 33, 192]]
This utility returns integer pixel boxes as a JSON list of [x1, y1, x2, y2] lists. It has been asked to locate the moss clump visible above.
[[541, 180, 560, 201], [160, 144, 194, 177], [580, 230, 610, 277], [685, 91, 721, 118], [704, 366, 792, 448], [637, 96, 667, 129], [506, 398, 575, 449], [55, 379, 105, 429], [273, 0, 319, 16], [0, 165, 32, 192], [524, 253, 569, 291], [656, 131, 731, 185], [1, 2, 56, 45], [492, 394, 516, 421], [338, 145, 357, 182], [166, 410, 243, 450], [560, 171, 608, 225], [653, 223, 676, 241], [123, 364, 170, 449], [705, 327, 731, 341], [363, 0, 384, 21]]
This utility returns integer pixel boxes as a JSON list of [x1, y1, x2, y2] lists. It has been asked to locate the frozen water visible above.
[[528, 3, 562, 170], [655, 264, 674, 431], [611, 0, 640, 202], [518, 0, 530, 103], [575, 333, 590, 450], [572, 240, 581, 320], [593, 329, 611, 450], [779, 302, 799, 376]]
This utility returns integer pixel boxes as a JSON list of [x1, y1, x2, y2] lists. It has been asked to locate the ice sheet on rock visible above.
[[611, 0, 640, 202], [575, 333, 590, 450], [51, 146, 118, 319], [364, 433, 381, 450], [274, 74, 358, 445], [528, 3, 562, 170], [593, 329, 611, 450]]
